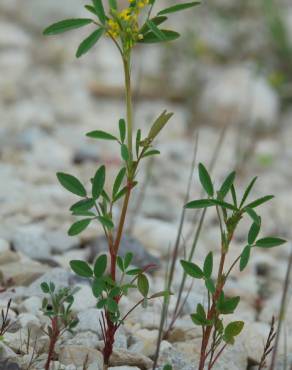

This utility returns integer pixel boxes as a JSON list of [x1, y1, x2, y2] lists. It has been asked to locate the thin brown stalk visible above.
[[258, 317, 276, 370]]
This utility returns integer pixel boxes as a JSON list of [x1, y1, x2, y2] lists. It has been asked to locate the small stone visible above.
[[0, 260, 47, 286], [129, 329, 158, 357], [109, 350, 153, 370], [59, 345, 103, 368], [0, 342, 17, 359], [19, 296, 42, 315], [0, 239, 10, 253], [11, 224, 51, 259], [72, 285, 98, 312], [77, 308, 103, 337], [66, 332, 99, 348]]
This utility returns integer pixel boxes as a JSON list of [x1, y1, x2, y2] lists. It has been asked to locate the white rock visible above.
[[20, 296, 42, 315], [199, 65, 280, 131], [241, 321, 271, 362], [66, 331, 99, 348], [133, 218, 178, 257], [129, 329, 158, 357], [17, 313, 40, 329], [59, 345, 103, 368], [0, 342, 17, 359], [72, 285, 98, 312], [0, 239, 10, 253], [77, 308, 103, 337], [0, 22, 31, 48], [11, 224, 51, 259]]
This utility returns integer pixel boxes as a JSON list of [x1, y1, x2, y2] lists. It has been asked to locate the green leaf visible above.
[[205, 278, 216, 294], [126, 268, 142, 276], [113, 168, 126, 197], [109, 286, 121, 298], [217, 294, 240, 315], [142, 149, 161, 158], [210, 199, 237, 211], [76, 28, 104, 58], [140, 16, 168, 34], [107, 298, 118, 313], [92, 278, 106, 297], [245, 195, 274, 209], [224, 321, 244, 344], [70, 198, 94, 212], [163, 365, 172, 370], [70, 260, 93, 277], [86, 130, 118, 141], [150, 291, 171, 299], [124, 252, 133, 269], [121, 144, 129, 162], [231, 184, 238, 208], [145, 20, 166, 41], [108, 0, 117, 9], [240, 245, 251, 271], [113, 187, 127, 202], [180, 260, 204, 279], [158, 2, 201, 16], [57, 172, 86, 197], [137, 274, 149, 297], [85, 5, 98, 16], [240, 177, 257, 208], [40, 282, 50, 293], [93, 0, 106, 24], [97, 298, 107, 309], [148, 110, 173, 141], [94, 254, 107, 278], [203, 252, 213, 278], [43, 18, 93, 35], [119, 119, 126, 143], [139, 30, 180, 43], [248, 220, 261, 245], [97, 215, 114, 229], [255, 237, 286, 248], [219, 171, 236, 199], [136, 129, 141, 158], [245, 208, 260, 225], [184, 199, 213, 209], [117, 256, 124, 272], [198, 163, 214, 197], [68, 219, 91, 236], [92, 165, 106, 199]]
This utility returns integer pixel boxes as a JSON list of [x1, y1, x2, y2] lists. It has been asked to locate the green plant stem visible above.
[[103, 50, 135, 369], [123, 56, 133, 164]]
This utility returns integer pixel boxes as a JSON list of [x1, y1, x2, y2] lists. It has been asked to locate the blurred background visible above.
[[0, 0, 292, 367]]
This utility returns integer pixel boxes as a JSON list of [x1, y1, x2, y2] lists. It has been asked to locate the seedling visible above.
[[40, 282, 79, 370], [181, 163, 286, 370]]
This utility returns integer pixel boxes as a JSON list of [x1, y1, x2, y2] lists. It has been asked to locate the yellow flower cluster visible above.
[[107, 0, 149, 40]]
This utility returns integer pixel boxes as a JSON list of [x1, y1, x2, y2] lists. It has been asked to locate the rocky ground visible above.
[[0, 0, 292, 369]]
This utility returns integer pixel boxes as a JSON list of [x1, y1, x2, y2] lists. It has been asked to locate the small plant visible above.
[[43, 0, 200, 368], [181, 163, 286, 370], [0, 299, 13, 341], [40, 282, 79, 370]]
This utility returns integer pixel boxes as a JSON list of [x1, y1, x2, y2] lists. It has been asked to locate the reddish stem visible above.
[[102, 182, 133, 367], [45, 317, 59, 370]]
